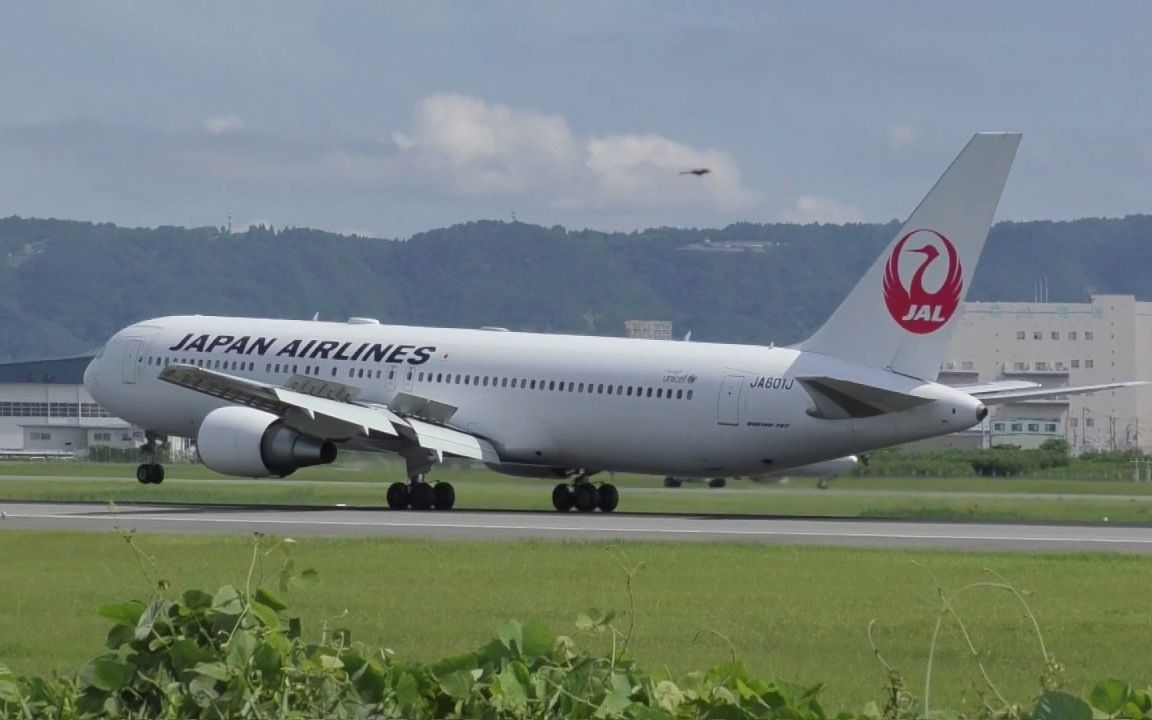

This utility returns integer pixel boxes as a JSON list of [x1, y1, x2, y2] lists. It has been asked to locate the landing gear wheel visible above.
[[432, 482, 456, 510], [597, 483, 619, 512], [708, 477, 727, 488], [410, 482, 434, 510], [386, 482, 410, 509], [663, 476, 682, 488], [573, 483, 599, 513], [136, 463, 164, 484], [551, 483, 573, 512], [816, 477, 830, 490]]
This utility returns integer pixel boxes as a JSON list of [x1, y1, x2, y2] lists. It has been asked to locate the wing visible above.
[[972, 380, 1147, 405], [158, 364, 500, 463]]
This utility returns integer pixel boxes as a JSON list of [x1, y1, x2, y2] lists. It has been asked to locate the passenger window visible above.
[[464, 376, 470, 385], [607, 385, 613, 395], [597, 384, 604, 394], [626, 386, 633, 397], [578, 382, 584, 392], [376, 370, 381, 378], [656, 388, 663, 398], [407, 371, 413, 381], [501, 377, 508, 388], [483, 376, 489, 387], [677, 389, 684, 399], [646, 387, 653, 397], [266, 364, 271, 372], [687, 390, 693, 400], [331, 367, 337, 377]]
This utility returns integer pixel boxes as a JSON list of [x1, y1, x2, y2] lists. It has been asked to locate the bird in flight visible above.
[[679, 168, 711, 176]]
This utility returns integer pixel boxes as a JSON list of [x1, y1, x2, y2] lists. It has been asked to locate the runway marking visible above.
[[6, 511, 1152, 546]]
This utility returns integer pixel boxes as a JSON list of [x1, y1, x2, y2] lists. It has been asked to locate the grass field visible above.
[[0, 530, 1149, 712], [2, 460, 1152, 523]]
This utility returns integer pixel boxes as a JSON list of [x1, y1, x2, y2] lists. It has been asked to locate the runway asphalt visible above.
[[2, 501, 1152, 553]]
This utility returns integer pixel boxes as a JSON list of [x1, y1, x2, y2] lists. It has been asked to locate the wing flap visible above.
[[403, 417, 500, 462]]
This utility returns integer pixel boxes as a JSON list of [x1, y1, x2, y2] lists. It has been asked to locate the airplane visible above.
[[82, 132, 1144, 513]]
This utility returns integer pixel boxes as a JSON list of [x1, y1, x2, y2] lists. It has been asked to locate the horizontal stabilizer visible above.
[[954, 380, 1042, 396], [797, 376, 933, 419], [975, 381, 1147, 405]]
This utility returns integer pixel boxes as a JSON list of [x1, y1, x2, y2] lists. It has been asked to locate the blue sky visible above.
[[1, 1, 1149, 237]]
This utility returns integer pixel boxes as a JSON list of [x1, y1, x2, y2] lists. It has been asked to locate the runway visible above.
[[2, 501, 1152, 553]]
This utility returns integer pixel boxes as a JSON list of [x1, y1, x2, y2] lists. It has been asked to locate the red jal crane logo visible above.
[[882, 229, 962, 334]]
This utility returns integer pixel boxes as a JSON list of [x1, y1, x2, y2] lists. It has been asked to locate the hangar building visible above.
[[938, 294, 1152, 452], [0, 355, 139, 456]]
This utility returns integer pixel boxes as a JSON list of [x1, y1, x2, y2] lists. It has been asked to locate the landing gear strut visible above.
[[552, 474, 618, 513], [136, 431, 165, 485]]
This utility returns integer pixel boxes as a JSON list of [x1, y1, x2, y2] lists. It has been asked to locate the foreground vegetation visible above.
[[0, 531, 1149, 713]]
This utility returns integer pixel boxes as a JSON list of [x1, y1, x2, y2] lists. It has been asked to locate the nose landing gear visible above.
[[135, 431, 165, 485]]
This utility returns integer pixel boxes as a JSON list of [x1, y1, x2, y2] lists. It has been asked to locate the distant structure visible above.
[[936, 294, 1152, 452], [0, 355, 136, 456], [624, 320, 674, 341]]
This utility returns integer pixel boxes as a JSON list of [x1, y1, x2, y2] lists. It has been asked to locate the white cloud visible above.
[[202, 115, 244, 135], [388, 94, 760, 215], [885, 122, 921, 151], [780, 195, 864, 224]]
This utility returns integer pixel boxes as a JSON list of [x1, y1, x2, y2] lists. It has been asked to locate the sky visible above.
[[2, 1, 1151, 239]]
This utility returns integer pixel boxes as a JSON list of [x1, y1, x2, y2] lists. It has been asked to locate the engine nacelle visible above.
[[197, 406, 337, 478]]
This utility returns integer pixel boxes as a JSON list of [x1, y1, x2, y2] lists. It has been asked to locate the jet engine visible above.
[[197, 406, 337, 478]]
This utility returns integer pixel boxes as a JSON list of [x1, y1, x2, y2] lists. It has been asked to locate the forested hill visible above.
[[3, 214, 1152, 360]]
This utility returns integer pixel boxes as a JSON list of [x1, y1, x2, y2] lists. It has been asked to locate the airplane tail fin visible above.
[[798, 132, 1020, 380]]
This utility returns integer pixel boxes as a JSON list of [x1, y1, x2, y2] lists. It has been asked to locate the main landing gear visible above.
[[136, 431, 165, 485], [385, 475, 457, 511], [551, 476, 618, 513], [386, 447, 455, 510]]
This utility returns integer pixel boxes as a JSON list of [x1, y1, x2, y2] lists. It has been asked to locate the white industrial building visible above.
[[937, 294, 1152, 452], [0, 355, 139, 456]]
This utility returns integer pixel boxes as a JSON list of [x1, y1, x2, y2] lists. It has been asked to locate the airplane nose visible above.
[[83, 356, 98, 391]]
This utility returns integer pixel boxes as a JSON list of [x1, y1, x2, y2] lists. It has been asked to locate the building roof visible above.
[[0, 355, 94, 384]]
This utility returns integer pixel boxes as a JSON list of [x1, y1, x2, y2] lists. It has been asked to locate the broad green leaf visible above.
[[295, 568, 320, 586], [1034, 690, 1093, 720], [520, 621, 554, 658], [97, 601, 145, 627], [254, 588, 287, 612], [188, 674, 219, 706], [498, 620, 523, 652], [495, 665, 528, 712], [595, 672, 632, 718], [211, 586, 244, 616], [226, 630, 258, 669], [249, 601, 281, 630], [319, 654, 344, 671], [192, 661, 231, 682], [85, 658, 132, 692], [439, 669, 475, 699], [134, 597, 167, 641], [1090, 679, 1131, 715], [253, 644, 282, 683], [396, 671, 420, 709], [169, 639, 214, 674], [182, 589, 213, 610], [576, 608, 616, 631]]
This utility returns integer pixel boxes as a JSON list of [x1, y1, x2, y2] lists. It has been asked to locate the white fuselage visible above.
[[83, 316, 984, 478]]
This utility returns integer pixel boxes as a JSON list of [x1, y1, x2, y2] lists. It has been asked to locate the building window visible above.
[[1017, 331, 1026, 340], [1036, 361, 1049, 371], [1011, 423, 1023, 432], [1033, 331, 1042, 340], [1027, 423, 1040, 432], [1085, 331, 1094, 340], [1069, 331, 1077, 340], [960, 361, 974, 370], [1013, 361, 1027, 371], [1045, 423, 1058, 433], [993, 422, 1005, 431], [1070, 417, 1078, 428], [1086, 417, 1095, 428], [1086, 359, 1094, 368], [1051, 331, 1059, 340], [30, 431, 51, 441], [1071, 359, 1079, 368]]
